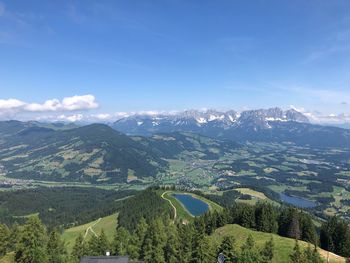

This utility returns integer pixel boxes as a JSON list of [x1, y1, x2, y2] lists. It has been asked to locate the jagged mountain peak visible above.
[[111, 107, 310, 136]]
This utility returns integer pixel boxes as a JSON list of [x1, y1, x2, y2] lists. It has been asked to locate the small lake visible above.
[[173, 193, 209, 216], [279, 193, 317, 208]]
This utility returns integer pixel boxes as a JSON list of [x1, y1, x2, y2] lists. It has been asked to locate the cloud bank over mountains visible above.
[[0, 94, 349, 127], [0, 95, 98, 116]]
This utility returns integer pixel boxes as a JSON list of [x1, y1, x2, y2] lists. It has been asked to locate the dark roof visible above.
[[80, 256, 129, 263]]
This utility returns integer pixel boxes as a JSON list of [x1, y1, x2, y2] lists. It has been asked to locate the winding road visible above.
[[161, 191, 177, 223]]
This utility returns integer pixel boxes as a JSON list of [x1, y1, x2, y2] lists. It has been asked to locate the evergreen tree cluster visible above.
[[117, 188, 174, 231], [289, 241, 323, 263], [320, 216, 350, 257], [0, 187, 137, 228], [1, 188, 350, 262], [199, 202, 317, 246], [0, 216, 68, 263]]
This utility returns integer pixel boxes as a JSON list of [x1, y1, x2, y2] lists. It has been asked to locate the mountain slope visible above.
[[112, 108, 350, 148], [221, 121, 350, 148], [0, 120, 77, 139], [132, 132, 240, 160], [210, 224, 345, 263], [0, 124, 166, 182]]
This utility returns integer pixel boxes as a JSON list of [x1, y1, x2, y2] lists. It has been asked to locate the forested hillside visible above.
[[0, 187, 136, 228], [132, 132, 240, 160], [1, 187, 349, 263], [0, 123, 167, 183]]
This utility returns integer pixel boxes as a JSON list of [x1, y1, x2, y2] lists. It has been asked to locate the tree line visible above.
[[0, 187, 137, 229], [1, 187, 350, 262], [0, 213, 325, 263]]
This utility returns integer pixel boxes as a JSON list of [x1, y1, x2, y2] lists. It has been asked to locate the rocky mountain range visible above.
[[112, 107, 350, 148], [112, 108, 309, 135]]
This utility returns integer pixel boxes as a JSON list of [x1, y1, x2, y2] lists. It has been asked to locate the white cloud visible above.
[[289, 106, 350, 125], [25, 99, 61, 112], [61, 95, 98, 111], [57, 114, 84, 122], [92, 113, 112, 120], [289, 105, 306, 113], [0, 95, 98, 114], [310, 113, 350, 125], [0, 98, 25, 110]]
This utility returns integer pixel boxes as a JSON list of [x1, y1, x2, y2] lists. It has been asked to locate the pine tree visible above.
[[320, 216, 350, 257], [237, 249, 262, 263], [299, 213, 317, 245], [135, 217, 148, 245], [15, 216, 48, 263], [192, 235, 213, 263], [97, 230, 110, 255], [142, 234, 153, 263], [127, 234, 140, 260], [260, 237, 274, 263], [151, 218, 166, 263], [87, 235, 100, 256], [237, 235, 261, 263], [241, 234, 255, 251], [141, 218, 166, 263], [255, 203, 278, 233], [113, 227, 130, 256], [70, 234, 86, 263], [164, 222, 180, 263], [0, 223, 10, 256], [204, 212, 216, 235], [288, 211, 301, 240], [240, 205, 256, 229], [178, 223, 193, 263], [301, 245, 323, 263], [289, 240, 302, 263], [47, 230, 68, 263], [8, 222, 20, 251], [219, 235, 237, 262], [128, 217, 148, 260]]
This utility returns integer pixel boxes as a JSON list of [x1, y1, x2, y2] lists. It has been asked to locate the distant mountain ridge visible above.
[[0, 121, 240, 183], [0, 123, 167, 183], [112, 107, 350, 148], [112, 108, 309, 136]]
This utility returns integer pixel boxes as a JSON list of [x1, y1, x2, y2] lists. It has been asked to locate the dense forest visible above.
[[117, 189, 174, 231], [0, 211, 324, 263], [0, 187, 137, 229], [1, 187, 350, 262], [0, 123, 167, 183]]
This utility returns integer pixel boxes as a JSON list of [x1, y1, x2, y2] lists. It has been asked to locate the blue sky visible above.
[[0, 0, 350, 123]]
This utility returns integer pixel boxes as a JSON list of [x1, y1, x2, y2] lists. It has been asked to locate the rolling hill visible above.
[[0, 123, 167, 183], [57, 189, 346, 263], [210, 224, 345, 263], [0, 122, 245, 183], [132, 132, 240, 160]]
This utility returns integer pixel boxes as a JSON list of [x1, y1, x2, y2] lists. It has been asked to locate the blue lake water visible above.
[[279, 193, 317, 208], [173, 193, 209, 216]]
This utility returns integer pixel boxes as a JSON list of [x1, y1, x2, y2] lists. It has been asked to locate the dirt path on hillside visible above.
[[161, 191, 177, 223], [83, 218, 101, 239]]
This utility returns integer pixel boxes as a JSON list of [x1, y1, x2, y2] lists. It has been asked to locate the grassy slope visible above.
[[61, 189, 219, 252], [210, 224, 346, 263], [0, 214, 117, 262], [62, 213, 117, 253], [4, 189, 341, 263], [2, 223, 346, 263], [0, 253, 14, 263]]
